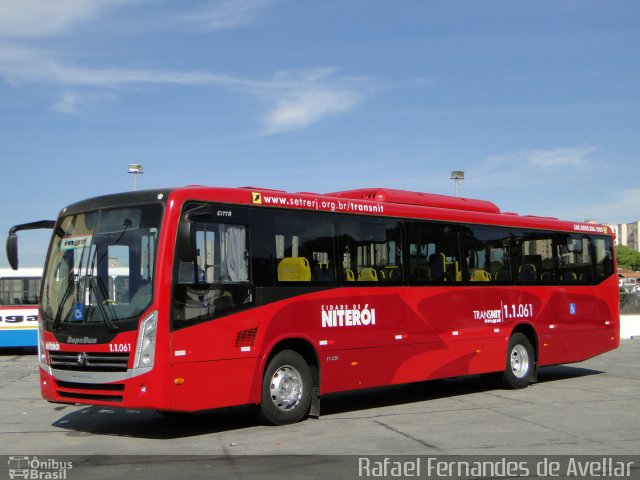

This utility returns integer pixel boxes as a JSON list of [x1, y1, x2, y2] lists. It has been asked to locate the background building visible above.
[[608, 221, 640, 252]]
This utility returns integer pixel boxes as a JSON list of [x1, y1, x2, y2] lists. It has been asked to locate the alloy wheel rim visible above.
[[510, 344, 530, 379], [269, 365, 303, 411]]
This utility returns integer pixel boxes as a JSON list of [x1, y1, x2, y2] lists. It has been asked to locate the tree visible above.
[[616, 245, 640, 271]]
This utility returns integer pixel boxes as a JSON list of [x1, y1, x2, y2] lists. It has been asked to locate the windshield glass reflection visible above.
[[42, 205, 162, 329]]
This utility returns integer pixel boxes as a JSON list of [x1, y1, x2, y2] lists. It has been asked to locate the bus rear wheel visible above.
[[502, 333, 535, 389], [260, 350, 312, 425]]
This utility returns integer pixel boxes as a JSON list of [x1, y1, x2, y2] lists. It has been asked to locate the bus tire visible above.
[[502, 333, 534, 389], [260, 350, 312, 425]]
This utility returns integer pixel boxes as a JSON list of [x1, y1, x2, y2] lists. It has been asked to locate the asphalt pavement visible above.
[[0, 341, 638, 479]]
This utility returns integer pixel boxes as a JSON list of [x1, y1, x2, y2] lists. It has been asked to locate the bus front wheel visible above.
[[502, 333, 535, 389], [260, 350, 312, 425]]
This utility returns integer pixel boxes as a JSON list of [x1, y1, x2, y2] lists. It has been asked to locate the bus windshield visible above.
[[41, 204, 163, 330]]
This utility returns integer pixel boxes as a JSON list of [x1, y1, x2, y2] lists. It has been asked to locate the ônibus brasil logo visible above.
[[8, 456, 73, 479]]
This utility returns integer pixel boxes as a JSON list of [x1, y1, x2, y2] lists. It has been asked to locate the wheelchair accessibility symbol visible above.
[[72, 304, 84, 321], [569, 303, 577, 315]]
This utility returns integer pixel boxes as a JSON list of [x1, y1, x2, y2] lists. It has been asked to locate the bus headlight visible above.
[[134, 311, 157, 369], [38, 316, 48, 365]]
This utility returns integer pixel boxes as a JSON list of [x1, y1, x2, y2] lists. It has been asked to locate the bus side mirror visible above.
[[5, 220, 56, 271], [6, 232, 18, 270]]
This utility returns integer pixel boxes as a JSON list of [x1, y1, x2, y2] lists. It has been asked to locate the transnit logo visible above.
[[473, 309, 503, 323]]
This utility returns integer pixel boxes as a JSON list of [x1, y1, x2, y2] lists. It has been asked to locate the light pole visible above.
[[128, 164, 144, 191], [450, 170, 464, 197]]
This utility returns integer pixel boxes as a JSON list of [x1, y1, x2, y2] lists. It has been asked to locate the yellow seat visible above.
[[277, 257, 311, 282], [517, 263, 537, 282], [470, 269, 491, 282], [382, 266, 399, 279], [357, 267, 378, 282], [344, 268, 355, 282]]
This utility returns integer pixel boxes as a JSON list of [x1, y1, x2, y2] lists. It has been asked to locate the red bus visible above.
[[6, 186, 618, 425]]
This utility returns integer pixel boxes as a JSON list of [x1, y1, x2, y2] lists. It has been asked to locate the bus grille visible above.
[[49, 352, 130, 372], [235, 327, 258, 347], [54, 380, 125, 403]]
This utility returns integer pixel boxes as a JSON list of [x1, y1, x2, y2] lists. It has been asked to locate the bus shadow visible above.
[[52, 404, 261, 439], [536, 364, 605, 383], [320, 376, 499, 417], [51, 364, 604, 439], [318, 364, 605, 416]]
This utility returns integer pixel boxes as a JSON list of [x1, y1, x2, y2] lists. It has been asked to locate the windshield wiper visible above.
[[89, 276, 118, 333], [52, 276, 77, 331]]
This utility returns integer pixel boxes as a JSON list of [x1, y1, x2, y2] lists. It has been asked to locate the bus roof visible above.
[[326, 188, 501, 214], [58, 185, 612, 237]]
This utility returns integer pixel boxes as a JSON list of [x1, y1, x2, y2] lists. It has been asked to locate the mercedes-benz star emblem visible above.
[[77, 352, 87, 367]]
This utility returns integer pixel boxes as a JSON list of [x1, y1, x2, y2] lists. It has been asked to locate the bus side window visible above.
[[338, 219, 403, 285], [0, 277, 41, 305], [171, 204, 255, 330], [594, 237, 614, 280], [406, 221, 461, 284], [462, 226, 512, 284], [273, 211, 336, 284], [517, 233, 553, 284], [556, 234, 593, 284]]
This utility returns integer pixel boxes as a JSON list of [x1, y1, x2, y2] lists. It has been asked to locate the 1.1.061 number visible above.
[[109, 343, 131, 352], [503, 303, 534, 320]]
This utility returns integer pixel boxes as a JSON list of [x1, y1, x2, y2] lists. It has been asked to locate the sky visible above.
[[1, 0, 639, 268]]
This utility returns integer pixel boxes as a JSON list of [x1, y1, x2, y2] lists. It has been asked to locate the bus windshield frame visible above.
[[41, 204, 163, 333]]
